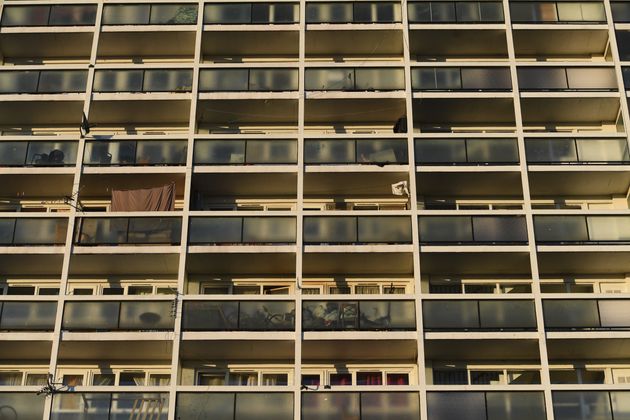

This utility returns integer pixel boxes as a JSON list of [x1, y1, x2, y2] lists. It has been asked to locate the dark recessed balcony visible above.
[[51, 392, 170, 419], [182, 300, 295, 331], [0, 301, 57, 331], [552, 391, 630, 420], [101, 4, 198, 26], [418, 216, 528, 245], [517, 67, 617, 92], [306, 2, 402, 24], [408, 1, 504, 23], [534, 215, 630, 244], [510, 1, 606, 23], [204, 3, 299, 24], [0, 70, 87, 94], [74, 217, 182, 246], [302, 300, 416, 331], [305, 139, 408, 165], [305, 68, 404, 92], [189, 217, 296, 245], [62, 301, 175, 331], [83, 140, 187, 167], [412, 67, 512, 92], [199, 69, 298, 93], [525, 138, 630, 164], [93, 70, 193, 93], [0, 141, 78, 167], [0, 218, 68, 246], [303, 392, 420, 420], [177, 392, 292, 420], [194, 139, 297, 165], [303, 216, 412, 245], [415, 138, 519, 165], [423, 300, 537, 331], [543, 299, 630, 330], [428, 392, 546, 420], [0, 4, 97, 27]]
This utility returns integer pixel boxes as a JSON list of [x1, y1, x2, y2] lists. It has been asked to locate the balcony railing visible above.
[[411, 67, 512, 91], [93, 70, 193, 93], [552, 391, 630, 420], [189, 217, 296, 245], [306, 2, 402, 23], [1, 5, 97, 27], [525, 138, 630, 164], [102, 4, 198, 25], [415, 139, 519, 165], [305, 68, 405, 91], [83, 140, 187, 166], [0, 393, 46, 419], [177, 393, 292, 419], [510, 1, 606, 23], [418, 216, 528, 244], [302, 300, 416, 331], [303, 392, 420, 420], [204, 3, 299, 24], [620, 67, 630, 89], [543, 299, 630, 330], [423, 300, 537, 331], [74, 218, 182, 246], [305, 139, 408, 165], [534, 216, 630, 244], [199, 69, 298, 92], [182, 301, 295, 331], [0, 301, 57, 331], [303, 216, 412, 245], [194, 140, 297, 165], [517, 67, 617, 91], [51, 393, 169, 420], [612, 2, 630, 22], [0, 71, 87, 94], [0, 141, 78, 167], [428, 392, 546, 419], [0, 218, 68, 246], [407, 1, 504, 23], [62, 301, 174, 331]]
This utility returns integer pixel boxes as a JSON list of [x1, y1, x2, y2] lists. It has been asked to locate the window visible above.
[[387, 373, 409, 385], [229, 372, 258, 386], [38, 287, 60, 295], [6, 286, 36, 295], [62, 375, 83, 387], [357, 372, 383, 385], [302, 288, 321, 295], [0, 372, 22, 386], [233, 285, 260, 295], [198, 372, 226, 385], [355, 285, 380, 295], [329, 286, 351, 295], [330, 373, 352, 386], [25, 373, 48, 386], [202, 285, 230, 294], [72, 288, 94, 296], [103, 287, 125, 295], [119, 372, 145, 386], [149, 374, 171, 386], [262, 373, 288, 386], [128, 286, 153, 295], [302, 374, 321, 386], [93, 373, 115, 386]]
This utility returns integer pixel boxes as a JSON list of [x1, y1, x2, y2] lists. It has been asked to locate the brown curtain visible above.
[[111, 184, 175, 212]]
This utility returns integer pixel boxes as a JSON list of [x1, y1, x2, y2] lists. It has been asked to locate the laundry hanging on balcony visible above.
[[111, 183, 175, 212]]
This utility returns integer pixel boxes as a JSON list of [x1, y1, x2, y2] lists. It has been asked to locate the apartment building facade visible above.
[[0, 0, 629, 418]]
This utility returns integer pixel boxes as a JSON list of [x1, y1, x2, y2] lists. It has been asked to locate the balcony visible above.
[[305, 139, 408, 165], [188, 217, 296, 245], [74, 217, 182, 246], [431, 366, 541, 385], [518, 67, 617, 91], [427, 391, 546, 420], [525, 138, 630, 164], [93, 69, 193, 94], [305, 68, 405, 92], [177, 392, 292, 420], [510, 1, 606, 23], [0, 141, 77, 167], [0, 70, 87, 95], [612, 2, 630, 22], [182, 301, 295, 331], [534, 215, 630, 244], [423, 300, 537, 331], [199, 69, 298, 97], [101, 4, 198, 26], [418, 216, 528, 245], [194, 139, 297, 166], [204, 3, 299, 24], [0, 217, 68, 246], [62, 301, 174, 331], [302, 300, 416, 331], [303, 216, 412, 245], [552, 391, 630, 420], [543, 299, 630, 330], [302, 392, 420, 420], [415, 139, 519, 165], [83, 140, 187, 167], [0, 393, 46, 419], [411, 67, 512, 92], [0, 5, 97, 27], [0, 301, 56, 331], [408, 1, 504, 23], [306, 2, 402, 24], [51, 392, 169, 420]]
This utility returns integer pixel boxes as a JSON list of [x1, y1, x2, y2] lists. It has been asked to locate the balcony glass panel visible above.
[[543, 300, 600, 329], [137, 141, 187, 165], [242, 217, 296, 243], [0, 142, 28, 166], [360, 392, 420, 420], [553, 391, 612, 420], [93, 70, 144, 93], [51, 393, 111, 419], [26, 141, 78, 166], [75, 218, 181, 245], [51, 393, 169, 420], [102, 5, 151, 25], [456, 2, 483, 21], [525, 139, 578, 163], [149, 5, 198, 24], [182, 301, 239, 330], [303, 301, 415, 331], [355, 140, 408, 164], [63, 301, 173, 331], [412, 68, 461, 90], [611, 392, 630, 419], [360, 300, 416, 330], [0, 394, 46, 419], [305, 69, 355, 91], [62, 302, 120, 330], [48, 5, 97, 26], [0, 220, 15, 245], [303, 393, 360, 419], [466, 139, 519, 163], [239, 301, 295, 330], [0, 71, 39, 94], [559, 2, 605, 21], [249, 69, 298, 91], [37, 70, 87, 93], [204, 4, 252, 23], [252, 3, 299, 23], [0, 302, 56, 330], [188, 218, 243, 244], [460, 68, 512, 90], [429, 392, 546, 420], [13, 218, 68, 245], [194, 140, 245, 164], [408, 2, 455, 22], [236, 393, 294, 420], [587, 217, 630, 242], [427, 392, 487, 420], [598, 300, 630, 328], [576, 139, 630, 163], [183, 301, 294, 331], [415, 139, 467, 164], [176, 393, 235, 419], [534, 216, 589, 243], [1, 6, 50, 27], [76, 218, 128, 245], [143, 70, 193, 92], [303, 217, 357, 244], [478, 301, 537, 329], [303, 301, 359, 330], [118, 301, 174, 330], [357, 217, 412, 243], [306, 3, 354, 23], [471, 217, 528, 243], [305, 140, 355, 164], [419, 216, 474, 243], [423, 301, 480, 329], [613, 2, 630, 22], [354, 3, 401, 23], [517, 68, 568, 90], [486, 392, 546, 420], [245, 140, 297, 164], [199, 69, 249, 91], [566, 68, 617, 90], [178, 393, 292, 419], [355, 68, 405, 91]]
